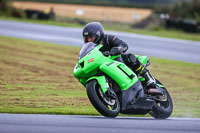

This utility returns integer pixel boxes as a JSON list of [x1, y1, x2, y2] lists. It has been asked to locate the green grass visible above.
[[0, 36, 200, 117], [1, 16, 200, 42]]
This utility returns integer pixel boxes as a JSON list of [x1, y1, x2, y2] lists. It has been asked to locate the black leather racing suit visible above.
[[100, 34, 144, 75]]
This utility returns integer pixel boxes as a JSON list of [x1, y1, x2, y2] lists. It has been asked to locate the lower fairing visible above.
[[120, 81, 155, 115]]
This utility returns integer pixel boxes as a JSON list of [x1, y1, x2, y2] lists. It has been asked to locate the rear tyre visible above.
[[86, 80, 120, 118], [149, 79, 173, 119]]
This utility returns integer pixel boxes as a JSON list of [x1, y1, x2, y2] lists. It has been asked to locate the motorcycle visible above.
[[73, 42, 173, 119]]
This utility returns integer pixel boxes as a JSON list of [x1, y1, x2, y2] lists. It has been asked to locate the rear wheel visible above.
[[86, 80, 120, 118], [149, 80, 173, 119]]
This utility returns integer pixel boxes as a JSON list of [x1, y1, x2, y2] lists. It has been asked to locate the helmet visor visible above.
[[83, 35, 96, 43]]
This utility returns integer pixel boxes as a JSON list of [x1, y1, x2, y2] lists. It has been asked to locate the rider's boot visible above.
[[136, 65, 163, 95], [122, 54, 162, 95]]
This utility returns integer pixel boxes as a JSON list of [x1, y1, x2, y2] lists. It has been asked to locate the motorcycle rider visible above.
[[82, 22, 160, 94]]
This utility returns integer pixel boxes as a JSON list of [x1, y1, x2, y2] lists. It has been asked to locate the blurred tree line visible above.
[[154, 0, 200, 32], [0, 0, 25, 17], [14, 0, 178, 8], [0, 0, 54, 19], [155, 0, 200, 23]]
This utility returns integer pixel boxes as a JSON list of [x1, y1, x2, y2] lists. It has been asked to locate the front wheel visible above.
[[149, 80, 173, 119], [86, 80, 120, 118]]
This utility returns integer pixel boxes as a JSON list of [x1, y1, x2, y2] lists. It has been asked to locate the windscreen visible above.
[[79, 42, 97, 59]]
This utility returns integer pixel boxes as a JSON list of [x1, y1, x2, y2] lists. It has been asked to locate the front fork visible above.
[[86, 76, 109, 93], [86, 76, 117, 99]]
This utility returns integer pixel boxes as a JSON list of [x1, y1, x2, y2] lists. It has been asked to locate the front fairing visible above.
[[74, 44, 110, 81]]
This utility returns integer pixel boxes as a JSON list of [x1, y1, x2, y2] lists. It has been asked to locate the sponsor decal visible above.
[[84, 32, 88, 35], [88, 58, 94, 63], [106, 62, 114, 66], [112, 36, 116, 41]]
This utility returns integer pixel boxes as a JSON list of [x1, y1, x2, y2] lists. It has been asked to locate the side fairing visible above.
[[99, 61, 138, 90]]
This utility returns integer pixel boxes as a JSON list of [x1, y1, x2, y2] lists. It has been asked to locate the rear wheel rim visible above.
[[157, 100, 169, 109]]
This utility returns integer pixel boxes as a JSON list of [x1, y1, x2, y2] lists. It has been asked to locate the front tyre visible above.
[[149, 80, 173, 119], [86, 80, 120, 118]]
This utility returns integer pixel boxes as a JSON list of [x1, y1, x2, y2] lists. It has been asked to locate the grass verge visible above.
[[0, 16, 200, 42], [0, 36, 200, 117]]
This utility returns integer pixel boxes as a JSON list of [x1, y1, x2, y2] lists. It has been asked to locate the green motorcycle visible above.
[[73, 42, 173, 119]]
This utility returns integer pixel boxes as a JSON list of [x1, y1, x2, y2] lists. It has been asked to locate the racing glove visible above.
[[110, 47, 123, 56]]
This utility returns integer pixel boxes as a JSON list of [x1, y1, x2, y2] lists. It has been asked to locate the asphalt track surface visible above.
[[0, 20, 200, 64], [0, 114, 200, 133]]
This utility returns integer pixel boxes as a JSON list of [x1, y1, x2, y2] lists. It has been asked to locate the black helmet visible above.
[[82, 22, 104, 44]]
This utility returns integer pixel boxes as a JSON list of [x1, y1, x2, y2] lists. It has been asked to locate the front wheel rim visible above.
[[95, 83, 119, 112]]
